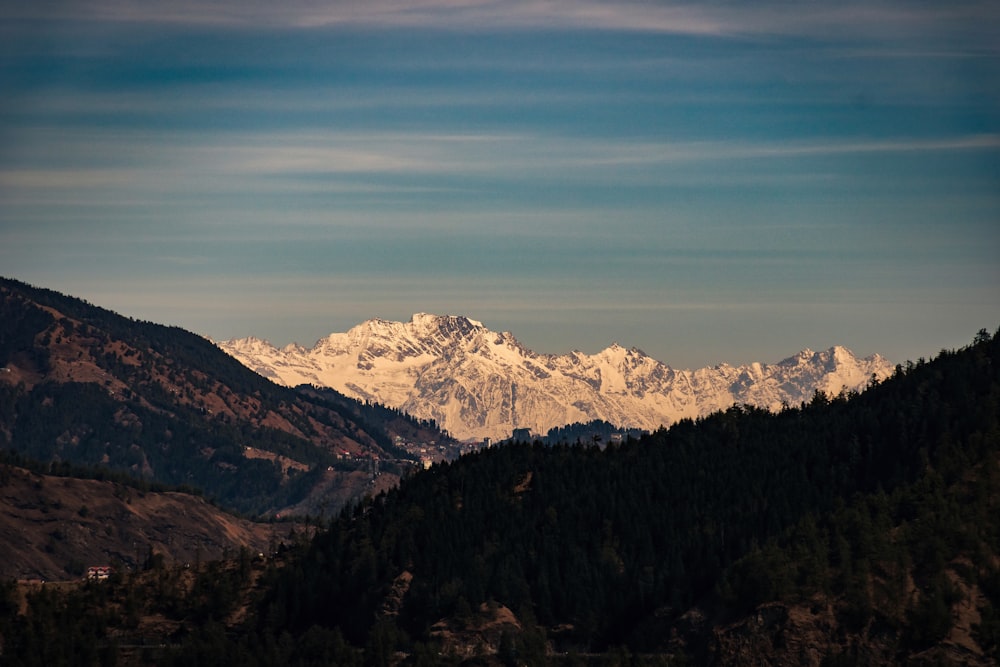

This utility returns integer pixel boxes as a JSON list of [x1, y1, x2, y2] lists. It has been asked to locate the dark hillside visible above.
[[241, 328, 999, 662], [711, 446, 1000, 665], [2, 327, 996, 665], [298, 385, 460, 460], [0, 277, 424, 514]]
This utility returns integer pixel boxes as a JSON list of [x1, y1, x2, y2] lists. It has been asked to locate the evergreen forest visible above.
[[1, 328, 998, 665]]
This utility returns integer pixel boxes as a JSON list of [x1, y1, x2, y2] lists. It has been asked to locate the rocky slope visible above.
[[219, 314, 895, 440]]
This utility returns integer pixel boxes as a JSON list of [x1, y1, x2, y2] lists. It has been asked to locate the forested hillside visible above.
[[0, 277, 424, 514], [2, 328, 997, 665]]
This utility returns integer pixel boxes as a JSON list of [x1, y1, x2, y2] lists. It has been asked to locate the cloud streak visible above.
[[1, 1, 997, 369], [6, 0, 999, 44], [4, 129, 996, 193]]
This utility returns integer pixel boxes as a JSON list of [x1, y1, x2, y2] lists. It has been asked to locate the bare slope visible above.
[[0, 464, 292, 581]]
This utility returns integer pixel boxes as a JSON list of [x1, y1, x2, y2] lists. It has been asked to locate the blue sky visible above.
[[1, 1, 998, 368]]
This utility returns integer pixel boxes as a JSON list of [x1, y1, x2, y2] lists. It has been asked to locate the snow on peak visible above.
[[409, 312, 484, 329], [776, 348, 815, 367], [222, 335, 277, 353], [828, 345, 855, 360], [409, 312, 440, 327], [217, 318, 894, 441]]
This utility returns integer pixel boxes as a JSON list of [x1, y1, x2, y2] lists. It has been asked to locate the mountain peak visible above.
[[220, 335, 277, 353], [827, 345, 856, 361], [776, 348, 816, 367], [218, 316, 894, 441], [409, 312, 441, 327], [409, 313, 483, 329], [598, 342, 648, 360]]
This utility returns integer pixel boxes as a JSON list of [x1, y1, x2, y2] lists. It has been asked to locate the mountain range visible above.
[[3, 275, 998, 664], [218, 314, 895, 441]]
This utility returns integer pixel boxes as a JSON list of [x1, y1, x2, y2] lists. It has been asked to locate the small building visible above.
[[86, 566, 113, 581]]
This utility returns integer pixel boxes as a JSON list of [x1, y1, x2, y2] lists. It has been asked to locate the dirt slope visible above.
[[0, 465, 296, 581]]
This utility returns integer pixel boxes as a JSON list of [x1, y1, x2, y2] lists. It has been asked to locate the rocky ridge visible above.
[[218, 314, 895, 441]]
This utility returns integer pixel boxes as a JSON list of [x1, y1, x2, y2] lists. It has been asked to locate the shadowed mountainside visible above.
[[0, 277, 437, 515]]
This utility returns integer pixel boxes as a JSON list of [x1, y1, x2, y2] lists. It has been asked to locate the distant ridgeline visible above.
[[0, 326, 981, 665], [540, 419, 646, 445], [218, 313, 895, 442]]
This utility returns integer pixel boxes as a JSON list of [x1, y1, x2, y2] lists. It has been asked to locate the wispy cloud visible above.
[[2, 1, 724, 33], [6, 1, 998, 43], [0, 168, 138, 189], [199, 131, 1000, 180], [589, 134, 1000, 166], [3, 128, 997, 196]]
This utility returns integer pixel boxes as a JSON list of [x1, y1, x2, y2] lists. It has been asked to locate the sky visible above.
[[1, 1, 998, 369]]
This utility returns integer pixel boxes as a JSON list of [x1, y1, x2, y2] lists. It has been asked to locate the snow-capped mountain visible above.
[[217, 314, 895, 441]]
